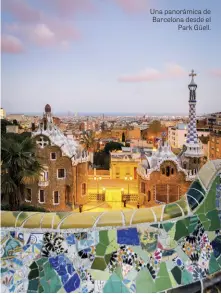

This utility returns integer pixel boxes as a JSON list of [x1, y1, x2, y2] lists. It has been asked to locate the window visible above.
[[65, 185, 71, 203], [39, 190, 45, 203], [166, 166, 170, 177], [50, 152, 56, 160], [148, 191, 151, 202], [183, 163, 187, 169], [82, 183, 86, 196], [57, 168, 66, 179], [53, 191, 60, 205], [40, 170, 48, 182], [184, 134, 187, 137], [141, 182, 146, 194], [25, 188, 32, 202]]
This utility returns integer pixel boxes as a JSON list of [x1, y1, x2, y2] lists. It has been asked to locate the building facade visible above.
[[110, 151, 141, 180], [24, 104, 89, 211], [168, 123, 209, 149], [137, 70, 204, 206], [137, 139, 190, 206]]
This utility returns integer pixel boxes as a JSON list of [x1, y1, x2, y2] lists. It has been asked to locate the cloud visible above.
[[5, 18, 80, 48], [2, 0, 85, 50], [118, 63, 187, 82], [114, 0, 149, 13], [1, 34, 24, 54], [42, 0, 95, 17], [119, 68, 161, 82], [210, 69, 221, 77], [2, 0, 41, 22]]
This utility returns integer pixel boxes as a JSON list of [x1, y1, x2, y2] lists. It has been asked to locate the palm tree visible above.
[[80, 131, 96, 152], [1, 136, 43, 210]]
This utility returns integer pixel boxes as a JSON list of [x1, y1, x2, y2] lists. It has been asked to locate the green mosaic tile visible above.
[[28, 269, 39, 280], [38, 285, 44, 293], [155, 262, 172, 292], [181, 269, 193, 285], [171, 266, 181, 285], [89, 269, 110, 280], [209, 253, 220, 274], [40, 277, 51, 293], [136, 268, 156, 293], [207, 210, 221, 231], [104, 253, 112, 265], [28, 278, 39, 292], [49, 274, 62, 292], [108, 230, 117, 242], [30, 262, 38, 270], [105, 241, 119, 254], [36, 258, 48, 267], [99, 230, 109, 246], [163, 222, 174, 232], [168, 271, 178, 288], [207, 231, 216, 242], [91, 257, 107, 271], [196, 178, 218, 214], [187, 215, 198, 233], [103, 272, 129, 293], [174, 220, 188, 241], [197, 213, 211, 230], [217, 256, 221, 266], [43, 262, 55, 281], [115, 266, 123, 279], [96, 243, 107, 256], [130, 246, 150, 263]]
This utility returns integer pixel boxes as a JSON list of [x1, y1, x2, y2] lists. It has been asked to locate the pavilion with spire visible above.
[[180, 69, 204, 176]]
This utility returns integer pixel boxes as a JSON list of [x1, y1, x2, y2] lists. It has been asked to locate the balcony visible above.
[[38, 180, 49, 187]]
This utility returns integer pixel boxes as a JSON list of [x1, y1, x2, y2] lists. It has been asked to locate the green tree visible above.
[[104, 142, 123, 154], [80, 131, 96, 151], [148, 120, 162, 136], [122, 132, 125, 143], [1, 136, 43, 210]]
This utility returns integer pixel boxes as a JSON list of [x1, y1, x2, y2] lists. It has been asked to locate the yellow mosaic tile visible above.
[[131, 208, 155, 225], [23, 213, 44, 228], [15, 212, 40, 227], [96, 211, 123, 227], [122, 210, 135, 226], [151, 205, 164, 222], [59, 212, 101, 229], [40, 213, 57, 229], [1, 211, 17, 227], [163, 204, 183, 221]]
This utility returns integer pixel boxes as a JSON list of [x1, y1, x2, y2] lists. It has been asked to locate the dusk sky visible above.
[[1, 0, 221, 115]]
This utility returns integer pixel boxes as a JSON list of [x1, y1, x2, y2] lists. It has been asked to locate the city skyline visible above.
[[1, 0, 221, 114]]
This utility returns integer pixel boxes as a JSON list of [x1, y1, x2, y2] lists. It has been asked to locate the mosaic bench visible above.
[[1, 160, 221, 293]]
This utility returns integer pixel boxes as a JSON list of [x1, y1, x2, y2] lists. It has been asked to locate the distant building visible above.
[[6, 114, 25, 122], [110, 150, 141, 180], [6, 125, 19, 134], [168, 123, 209, 149], [0, 108, 6, 119], [209, 113, 221, 160]]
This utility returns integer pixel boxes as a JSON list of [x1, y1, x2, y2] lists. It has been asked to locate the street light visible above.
[[94, 176, 102, 197], [124, 176, 133, 195]]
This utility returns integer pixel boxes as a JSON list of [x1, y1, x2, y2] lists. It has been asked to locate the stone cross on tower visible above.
[[189, 69, 196, 82], [187, 69, 198, 144]]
